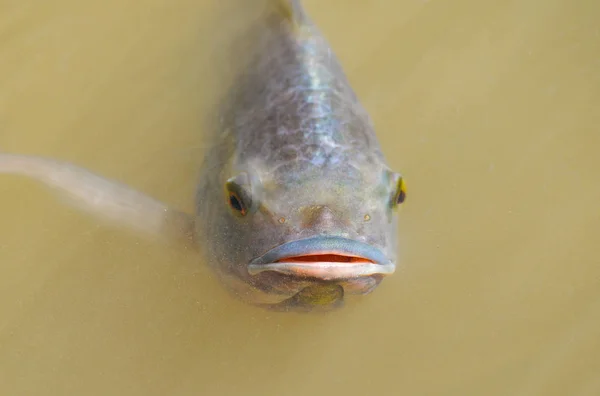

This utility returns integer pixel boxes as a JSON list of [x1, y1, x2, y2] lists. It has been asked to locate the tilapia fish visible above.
[[0, 0, 407, 312]]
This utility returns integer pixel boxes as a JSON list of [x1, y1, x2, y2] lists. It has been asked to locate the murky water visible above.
[[1, 1, 599, 395]]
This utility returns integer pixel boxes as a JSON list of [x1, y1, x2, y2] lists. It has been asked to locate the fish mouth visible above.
[[248, 236, 395, 281]]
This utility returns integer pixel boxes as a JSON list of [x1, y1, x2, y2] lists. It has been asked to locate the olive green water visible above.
[[1, 1, 599, 395]]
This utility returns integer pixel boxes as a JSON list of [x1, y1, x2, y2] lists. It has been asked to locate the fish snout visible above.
[[300, 205, 347, 231]]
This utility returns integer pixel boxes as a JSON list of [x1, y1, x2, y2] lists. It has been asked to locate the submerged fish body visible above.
[[0, 0, 406, 312], [194, 0, 406, 310]]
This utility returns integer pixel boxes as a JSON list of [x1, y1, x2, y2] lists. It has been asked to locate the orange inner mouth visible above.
[[276, 254, 375, 263]]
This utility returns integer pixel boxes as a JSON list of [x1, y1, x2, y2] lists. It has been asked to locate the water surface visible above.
[[1, 1, 599, 395]]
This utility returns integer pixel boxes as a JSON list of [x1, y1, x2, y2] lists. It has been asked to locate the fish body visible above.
[[194, 1, 406, 309], [0, 0, 406, 312]]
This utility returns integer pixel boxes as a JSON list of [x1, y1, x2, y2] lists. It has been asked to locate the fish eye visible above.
[[228, 191, 246, 216], [225, 173, 256, 217], [393, 177, 407, 207]]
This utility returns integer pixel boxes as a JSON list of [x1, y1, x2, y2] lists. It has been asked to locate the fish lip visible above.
[[247, 236, 395, 280]]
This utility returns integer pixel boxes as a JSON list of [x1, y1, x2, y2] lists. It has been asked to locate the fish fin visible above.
[[0, 153, 195, 246], [272, 0, 309, 28]]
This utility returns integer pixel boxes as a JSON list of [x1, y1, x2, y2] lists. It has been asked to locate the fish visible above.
[[0, 0, 407, 312]]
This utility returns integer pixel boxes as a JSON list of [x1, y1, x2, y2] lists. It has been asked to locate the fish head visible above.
[[213, 160, 406, 312]]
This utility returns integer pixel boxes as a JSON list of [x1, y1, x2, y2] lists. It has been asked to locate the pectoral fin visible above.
[[0, 153, 195, 246]]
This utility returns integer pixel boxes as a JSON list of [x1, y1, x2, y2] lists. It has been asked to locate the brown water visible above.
[[1, 1, 599, 395]]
